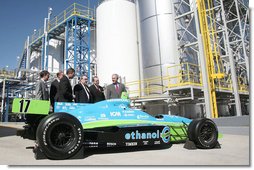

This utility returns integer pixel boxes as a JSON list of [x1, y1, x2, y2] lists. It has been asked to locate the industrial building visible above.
[[0, 0, 249, 122]]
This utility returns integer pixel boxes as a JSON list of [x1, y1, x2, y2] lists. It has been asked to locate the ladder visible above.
[[196, 0, 225, 118]]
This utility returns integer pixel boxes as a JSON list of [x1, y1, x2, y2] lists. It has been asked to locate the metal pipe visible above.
[[194, 3, 212, 119], [0, 79, 6, 122]]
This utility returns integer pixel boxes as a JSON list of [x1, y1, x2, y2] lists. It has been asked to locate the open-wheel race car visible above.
[[12, 98, 220, 160]]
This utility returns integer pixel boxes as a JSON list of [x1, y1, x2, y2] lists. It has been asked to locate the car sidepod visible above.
[[83, 124, 171, 148]]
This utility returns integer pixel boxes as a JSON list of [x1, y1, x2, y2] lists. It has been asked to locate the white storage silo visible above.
[[47, 39, 64, 73], [96, 0, 140, 90], [30, 51, 41, 71], [137, 0, 179, 93]]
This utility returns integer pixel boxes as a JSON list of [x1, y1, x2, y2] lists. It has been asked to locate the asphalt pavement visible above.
[[0, 122, 250, 166]]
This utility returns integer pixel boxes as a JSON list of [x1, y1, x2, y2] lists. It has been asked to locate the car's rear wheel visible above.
[[36, 113, 84, 160], [187, 118, 218, 149]]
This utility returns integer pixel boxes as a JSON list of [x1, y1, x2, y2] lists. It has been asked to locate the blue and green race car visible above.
[[12, 98, 220, 160]]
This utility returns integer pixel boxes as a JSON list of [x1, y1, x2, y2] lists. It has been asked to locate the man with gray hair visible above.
[[106, 74, 126, 99]]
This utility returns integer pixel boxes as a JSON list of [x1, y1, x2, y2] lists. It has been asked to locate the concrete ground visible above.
[[0, 122, 250, 166]]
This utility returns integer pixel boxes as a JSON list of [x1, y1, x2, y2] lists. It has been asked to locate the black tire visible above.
[[187, 118, 218, 149], [36, 112, 84, 160]]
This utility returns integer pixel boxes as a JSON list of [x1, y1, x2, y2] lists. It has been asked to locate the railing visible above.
[[125, 76, 169, 98], [30, 3, 95, 45], [125, 62, 249, 98], [167, 63, 202, 88], [48, 3, 95, 31]]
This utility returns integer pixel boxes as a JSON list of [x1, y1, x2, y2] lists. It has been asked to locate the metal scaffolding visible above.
[[171, 0, 249, 118], [65, 16, 92, 78], [16, 3, 96, 80]]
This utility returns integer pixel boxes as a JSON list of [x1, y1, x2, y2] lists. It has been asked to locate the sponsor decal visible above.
[[87, 142, 98, 148], [69, 106, 76, 110], [85, 116, 97, 121], [161, 126, 170, 143], [137, 115, 150, 119], [122, 110, 135, 113], [107, 142, 117, 147], [125, 130, 160, 140], [61, 106, 67, 110], [100, 113, 106, 118], [124, 126, 170, 143], [119, 104, 126, 109], [123, 113, 135, 117], [110, 112, 121, 117], [143, 141, 149, 145], [154, 141, 161, 145], [125, 142, 138, 146]]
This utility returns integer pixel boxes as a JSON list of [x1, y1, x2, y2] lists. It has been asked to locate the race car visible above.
[[12, 98, 220, 160]]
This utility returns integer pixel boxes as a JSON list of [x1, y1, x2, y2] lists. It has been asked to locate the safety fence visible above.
[[125, 62, 249, 99], [30, 3, 95, 45]]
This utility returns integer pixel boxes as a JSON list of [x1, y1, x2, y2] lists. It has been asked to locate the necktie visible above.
[[83, 84, 90, 100], [115, 84, 119, 93], [95, 85, 101, 92]]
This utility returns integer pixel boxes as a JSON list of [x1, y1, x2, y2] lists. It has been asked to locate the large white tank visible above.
[[47, 39, 64, 73], [137, 0, 179, 92], [29, 38, 64, 73], [30, 51, 41, 71], [96, 0, 140, 88]]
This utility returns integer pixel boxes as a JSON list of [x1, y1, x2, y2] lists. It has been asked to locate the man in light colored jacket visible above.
[[35, 70, 50, 100]]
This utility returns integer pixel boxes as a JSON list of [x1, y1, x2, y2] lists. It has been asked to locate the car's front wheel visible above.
[[36, 112, 84, 160], [187, 118, 218, 149]]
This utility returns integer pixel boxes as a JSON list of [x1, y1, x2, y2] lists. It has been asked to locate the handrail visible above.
[[29, 3, 95, 45], [125, 62, 249, 99]]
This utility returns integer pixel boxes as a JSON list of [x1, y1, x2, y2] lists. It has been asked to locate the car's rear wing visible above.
[[12, 98, 50, 115]]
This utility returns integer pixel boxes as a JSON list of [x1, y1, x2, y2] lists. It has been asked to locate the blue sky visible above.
[[0, 0, 99, 70]]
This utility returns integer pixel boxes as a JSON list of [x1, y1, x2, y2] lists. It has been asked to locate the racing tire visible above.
[[187, 118, 218, 149], [36, 112, 84, 160]]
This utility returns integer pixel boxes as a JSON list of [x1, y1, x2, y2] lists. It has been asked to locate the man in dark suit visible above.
[[74, 76, 93, 103], [106, 74, 127, 99], [50, 71, 64, 109], [35, 70, 50, 100], [58, 68, 75, 102], [89, 76, 105, 103]]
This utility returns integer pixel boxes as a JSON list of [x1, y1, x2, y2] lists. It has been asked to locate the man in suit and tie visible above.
[[74, 76, 93, 103], [89, 76, 105, 103], [58, 68, 75, 102], [50, 71, 64, 110], [106, 74, 126, 99], [35, 70, 50, 100]]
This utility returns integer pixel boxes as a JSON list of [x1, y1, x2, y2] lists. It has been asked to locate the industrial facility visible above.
[[0, 0, 250, 122]]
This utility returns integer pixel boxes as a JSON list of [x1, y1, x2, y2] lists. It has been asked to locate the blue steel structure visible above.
[[16, 3, 96, 80], [65, 16, 92, 77], [5, 3, 96, 122]]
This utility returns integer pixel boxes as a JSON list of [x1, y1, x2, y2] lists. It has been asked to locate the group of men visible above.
[[35, 68, 127, 109]]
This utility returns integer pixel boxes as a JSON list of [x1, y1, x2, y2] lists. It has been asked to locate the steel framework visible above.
[[65, 16, 92, 78], [171, 0, 249, 118], [16, 3, 96, 80]]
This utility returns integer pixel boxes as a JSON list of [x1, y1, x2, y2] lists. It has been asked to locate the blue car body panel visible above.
[[54, 99, 192, 127]]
